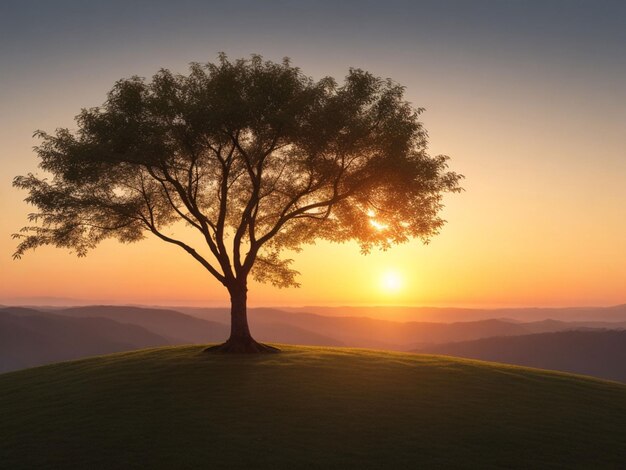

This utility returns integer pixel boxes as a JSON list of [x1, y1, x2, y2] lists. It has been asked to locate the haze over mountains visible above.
[[418, 330, 626, 383], [1, 304, 625, 381], [0, 307, 170, 373], [277, 305, 626, 323], [180, 306, 626, 350]]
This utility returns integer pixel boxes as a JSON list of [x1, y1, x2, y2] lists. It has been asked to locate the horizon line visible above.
[[1, 299, 624, 311]]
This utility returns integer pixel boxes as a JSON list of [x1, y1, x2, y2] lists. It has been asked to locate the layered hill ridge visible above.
[[277, 304, 626, 322], [53, 306, 342, 347], [2, 305, 626, 379], [0, 307, 171, 372], [55, 306, 229, 344], [0, 346, 624, 469], [182, 306, 626, 351], [418, 330, 626, 382]]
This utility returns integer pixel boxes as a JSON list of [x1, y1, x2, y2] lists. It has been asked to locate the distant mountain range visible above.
[[179, 306, 626, 350], [52, 306, 341, 347], [417, 330, 626, 383], [0, 307, 171, 373], [1, 304, 625, 380], [277, 304, 626, 323], [54, 306, 229, 344]]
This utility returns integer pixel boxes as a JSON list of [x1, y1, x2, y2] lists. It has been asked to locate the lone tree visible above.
[[14, 55, 462, 352]]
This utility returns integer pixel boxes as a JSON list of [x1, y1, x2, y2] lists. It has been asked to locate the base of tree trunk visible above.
[[204, 337, 280, 354]]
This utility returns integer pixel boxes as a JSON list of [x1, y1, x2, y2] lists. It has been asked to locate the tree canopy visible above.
[[14, 55, 462, 351]]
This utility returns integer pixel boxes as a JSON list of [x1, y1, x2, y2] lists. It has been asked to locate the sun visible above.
[[380, 270, 403, 293]]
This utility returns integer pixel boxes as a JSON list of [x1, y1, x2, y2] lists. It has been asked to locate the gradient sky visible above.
[[1, 0, 625, 308]]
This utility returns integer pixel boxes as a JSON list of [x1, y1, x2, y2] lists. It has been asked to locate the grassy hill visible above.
[[1, 346, 625, 469]]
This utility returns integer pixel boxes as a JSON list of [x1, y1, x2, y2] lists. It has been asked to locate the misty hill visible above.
[[1, 306, 345, 373], [53, 306, 345, 347], [54, 306, 230, 344], [179, 307, 624, 350], [279, 304, 626, 323], [251, 322, 344, 346], [1, 345, 624, 469], [418, 330, 626, 382], [5, 305, 626, 374], [520, 318, 626, 333], [0, 307, 170, 373]]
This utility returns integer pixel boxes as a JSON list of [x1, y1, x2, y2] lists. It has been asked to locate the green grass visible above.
[[1, 345, 625, 469]]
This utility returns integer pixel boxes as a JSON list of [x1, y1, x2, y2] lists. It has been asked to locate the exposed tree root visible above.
[[204, 337, 280, 354]]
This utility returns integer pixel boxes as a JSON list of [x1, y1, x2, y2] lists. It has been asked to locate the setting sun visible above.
[[381, 271, 403, 293]]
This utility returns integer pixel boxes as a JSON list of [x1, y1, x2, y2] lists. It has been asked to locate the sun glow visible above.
[[367, 210, 388, 231], [380, 270, 403, 293], [369, 219, 388, 231]]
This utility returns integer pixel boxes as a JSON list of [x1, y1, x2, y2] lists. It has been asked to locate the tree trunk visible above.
[[204, 283, 279, 353]]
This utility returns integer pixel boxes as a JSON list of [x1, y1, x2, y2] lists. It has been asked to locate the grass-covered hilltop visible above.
[[1, 346, 625, 469]]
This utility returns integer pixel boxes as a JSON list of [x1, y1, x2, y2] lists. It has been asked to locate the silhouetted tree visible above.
[[14, 55, 462, 352]]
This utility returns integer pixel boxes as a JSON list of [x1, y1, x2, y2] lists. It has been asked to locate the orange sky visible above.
[[1, 1, 625, 308]]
